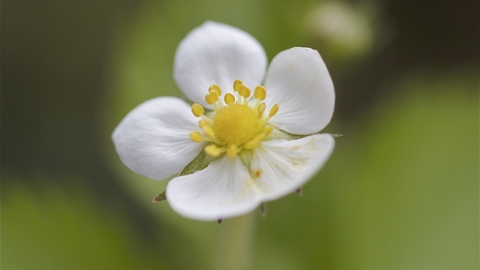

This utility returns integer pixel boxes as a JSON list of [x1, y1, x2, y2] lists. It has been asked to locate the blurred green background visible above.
[[2, 0, 478, 269]]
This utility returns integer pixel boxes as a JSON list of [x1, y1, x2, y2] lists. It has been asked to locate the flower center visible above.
[[189, 80, 279, 158], [213, 104, 258, 146]]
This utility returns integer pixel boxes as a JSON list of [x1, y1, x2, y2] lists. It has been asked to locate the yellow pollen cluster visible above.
[[189, 80, 279, 158]]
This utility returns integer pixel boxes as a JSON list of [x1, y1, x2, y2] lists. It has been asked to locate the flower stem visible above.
[[214, 213, 255, 270]]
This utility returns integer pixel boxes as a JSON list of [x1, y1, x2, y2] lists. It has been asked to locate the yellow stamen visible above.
[[264, 125, 274, 136], [257, 103, 266, 118], [199, 120, 215, 137], [254, 86, 266, 100], [243, 134, 265, 150], [189, 131, 204, 142], [200, 115, 214, 125], [198, 120, 209, 128], [204, 145, 222, 157], [233, 79, 243, 92], [238, 85, 251, 98], [205, 91, 219, 105], [224, 93, 235, 104], [189, 80, 280, 159], [209, 84, 222, 96], [191, 103, 204, 117], [269, 104, 279, 117]]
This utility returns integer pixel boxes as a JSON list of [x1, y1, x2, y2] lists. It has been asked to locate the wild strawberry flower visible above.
[[112, 21, 335, 221]]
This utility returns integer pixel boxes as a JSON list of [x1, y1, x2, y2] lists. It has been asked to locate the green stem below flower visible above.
[[214, 213, 255, 270]]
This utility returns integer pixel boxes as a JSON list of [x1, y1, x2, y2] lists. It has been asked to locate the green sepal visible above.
[[179, 149, 218, 176], [267, 128, 308, 141], [152, 190, 166, 203]]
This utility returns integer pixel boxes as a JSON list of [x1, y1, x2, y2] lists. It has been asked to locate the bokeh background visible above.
[[2, 0, 478, 269]]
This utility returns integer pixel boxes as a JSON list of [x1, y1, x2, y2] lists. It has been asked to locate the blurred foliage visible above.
[[303, 2, 380, 64], [3, 173, 165, 269], [2, 172, 212, 269]]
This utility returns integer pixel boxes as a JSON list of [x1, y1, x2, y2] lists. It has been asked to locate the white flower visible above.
[[112, 21, 336, 221]]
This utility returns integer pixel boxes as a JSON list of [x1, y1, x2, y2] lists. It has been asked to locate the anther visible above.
[[238, 85, 251, 98], [205, 91, 219, 105], [243, 134, 264, 149], [224, 93, 235, 104], [204, 145, 221, 157], [257, 103, 266, 118], [254, 86, 267, 100], [209, 84, 222, 96], [199, 120, 215, 137], [264, 125, 274, 136], [269, 104, 279, 117], [233, 79, 243, 92], [198, 120, 209, 128], [191, 103, 204, 117], [189, 131, 204, 142]]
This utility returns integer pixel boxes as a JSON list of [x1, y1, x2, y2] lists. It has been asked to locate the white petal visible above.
[[167, 156, 260, 221], [112, 97, 204, 180], [250, 134, 335, 201], [174, 21, 267, 107], [264, 47, 335, 134]]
